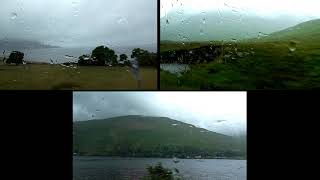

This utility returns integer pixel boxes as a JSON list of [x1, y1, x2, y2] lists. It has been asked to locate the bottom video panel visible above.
[[73, 92, 247, 180]]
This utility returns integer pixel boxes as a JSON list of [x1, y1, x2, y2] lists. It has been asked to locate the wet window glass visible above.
[[160, 0, 320, 90], [0, 0, 157, 90], [73, 92, 247, 179]]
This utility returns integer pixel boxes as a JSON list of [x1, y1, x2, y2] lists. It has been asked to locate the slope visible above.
[[73, 115, 246, 158]]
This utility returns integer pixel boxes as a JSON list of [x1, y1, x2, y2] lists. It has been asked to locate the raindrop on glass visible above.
[[117, 17, 128, 25], [288, 41, 297, 52], [173, 157, 180, 163], [200, 28, 204, 35], [11, 12, 17, 20], [202, 17, 206, 24]]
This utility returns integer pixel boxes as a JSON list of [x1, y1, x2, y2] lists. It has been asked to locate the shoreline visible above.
[[73, 155, 246, 160]]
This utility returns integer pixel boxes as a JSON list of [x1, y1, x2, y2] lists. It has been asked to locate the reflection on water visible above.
[[160, 63, 190, 75], [73, 156, 246, 180]]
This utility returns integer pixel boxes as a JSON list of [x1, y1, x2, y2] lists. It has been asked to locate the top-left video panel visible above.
[[0, 0, 157, 90]]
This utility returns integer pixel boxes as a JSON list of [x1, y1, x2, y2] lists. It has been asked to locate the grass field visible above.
[[0, 59, 157, 90], [160, 36, 320, 90]]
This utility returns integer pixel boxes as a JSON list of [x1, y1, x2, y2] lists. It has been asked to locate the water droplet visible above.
[[200, 28, 204, 35], [258, 32, 269, 39], [202, 17, 206, 24], [117, 17, 128, 25], [237, 52, 243, 57], [11, 12, 17, 20], [216, 120, 227, 123], [288, 41, 297, 52], [173, 157, 180, 163]]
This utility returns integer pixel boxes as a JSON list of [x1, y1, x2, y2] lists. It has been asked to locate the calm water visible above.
[[73, 156, 246, 180], [160, 63, 190, 75], [2, 46, 156, 63]]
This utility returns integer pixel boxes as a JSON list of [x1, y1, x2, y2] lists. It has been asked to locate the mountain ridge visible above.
[[73, 115, 246, 159], [0, 38, 60, 50]]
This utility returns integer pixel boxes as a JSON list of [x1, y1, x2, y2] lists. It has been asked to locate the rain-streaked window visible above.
[[160, 0, 320, 90], [73, 92, 247, 180], [0, 0, 157, 90]]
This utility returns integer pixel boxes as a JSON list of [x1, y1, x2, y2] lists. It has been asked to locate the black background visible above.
[[0, 91, 72, 179]]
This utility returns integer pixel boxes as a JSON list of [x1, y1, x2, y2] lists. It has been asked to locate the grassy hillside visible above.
[[73, 115, 246, 158], [160, 19, 320, 90], [257, 19, 320, 42]]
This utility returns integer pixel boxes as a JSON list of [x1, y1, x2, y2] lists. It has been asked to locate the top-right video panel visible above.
[[160, 0, 320, 90]]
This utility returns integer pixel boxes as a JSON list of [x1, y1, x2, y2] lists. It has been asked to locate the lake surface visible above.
[[2, 46, 156, 64], [160, 63, 190, 75], [73, 156, 246, 180]]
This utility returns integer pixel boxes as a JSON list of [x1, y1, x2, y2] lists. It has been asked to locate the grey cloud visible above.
[[0, 0, 156, 47]]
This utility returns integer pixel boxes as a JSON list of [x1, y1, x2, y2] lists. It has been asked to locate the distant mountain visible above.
[[0, 38, 60, 50], [161, 11, 309, 42], [73, 115, 246, 158]]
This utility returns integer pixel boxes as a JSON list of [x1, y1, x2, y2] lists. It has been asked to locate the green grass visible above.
[[0, 60, 157, 90], [160, 19, 320, 90]]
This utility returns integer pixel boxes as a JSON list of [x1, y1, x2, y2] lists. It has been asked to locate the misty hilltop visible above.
[[160, 11, 314, 42], [73, 115, 246, 158], [0, 38, 60, 50]]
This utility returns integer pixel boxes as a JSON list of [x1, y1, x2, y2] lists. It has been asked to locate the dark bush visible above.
[[6, 51, 24, 65]]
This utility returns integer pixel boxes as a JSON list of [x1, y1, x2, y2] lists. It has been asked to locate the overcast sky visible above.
[[161, 0, 320, 19], [73, 92, 246, 136], [0, 0, 157, 47]]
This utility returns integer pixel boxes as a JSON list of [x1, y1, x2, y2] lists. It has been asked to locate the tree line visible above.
[[2, 45, 157, 67], [78, 46, 157, 67]]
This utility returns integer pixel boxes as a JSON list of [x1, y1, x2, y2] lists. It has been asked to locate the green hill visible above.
[[73, 115, 246, 158], [255, 19, 320, 43]]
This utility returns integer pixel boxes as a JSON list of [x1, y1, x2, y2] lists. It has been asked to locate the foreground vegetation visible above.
[[141, 163, 174, 180], [160, 19, 320, 90], [0, 60, 156, 90]]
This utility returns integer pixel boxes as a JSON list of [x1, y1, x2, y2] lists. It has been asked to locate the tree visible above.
[[131, 48, 157, 67], [119, 54, 128, 61], [78, 54, 92, 66], [91, 46, 117, 65], [6, 51, 24, 65]]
